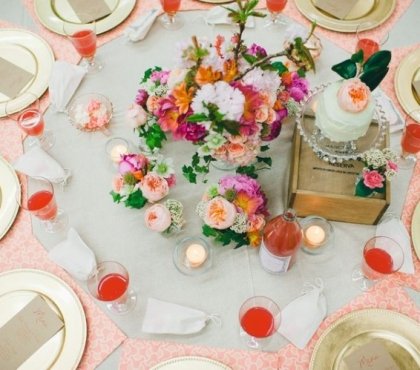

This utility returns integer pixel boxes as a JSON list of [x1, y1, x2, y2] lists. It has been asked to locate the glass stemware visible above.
[[355, 21, 389, 62], [239, 296, 281, 350], [398, 109, 420, 169], [87, 261, 137, 314], [351, 236, 404, 291], [19, 176, 68, 233], [63, 19, 102, 73], [264, 0, 287, 28], [159, 0, 183, 30], [6, 93, 55, 151]]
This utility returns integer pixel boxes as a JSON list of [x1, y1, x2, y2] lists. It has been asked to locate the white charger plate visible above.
[[411, 201, 420, 260], [151, 356, 232, 370], [0, 29, 54, 117], [0, 156, 20, 240], [34, 0, 136, 35], [0, 269, 87, 370]]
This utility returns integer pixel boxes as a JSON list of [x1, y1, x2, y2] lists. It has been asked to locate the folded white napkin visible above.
[[124, 9, 159, 42], [48, 228, 97, 280], [13, 146, 71, 184], [278, 279, 327, 349], [142, 298, 221, 335], [205, 5, 255, 28], [376, 216, 414, 274]]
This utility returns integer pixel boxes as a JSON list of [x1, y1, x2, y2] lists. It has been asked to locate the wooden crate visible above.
[[287, 128, 390, 225]]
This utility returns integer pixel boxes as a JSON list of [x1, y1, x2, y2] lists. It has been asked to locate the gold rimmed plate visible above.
[[34, 0, 136, 35], [0, 29, 54, 117], [309, 309, 420, 370], [0, 156, 21, 240], [195, 0, 235, 4], [411, 200, 420, 260], [0, 269, 87, 370], [394, 48, 420, 116], [294, 0, 396, 33], [151, 356, 232, 370]]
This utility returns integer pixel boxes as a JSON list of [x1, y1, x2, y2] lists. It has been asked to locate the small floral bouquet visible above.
[[355, 148, 398, 197], [196, 174, 268, 248], [110, 152, 176, 209], [144, 199, 185, 234], [131, 0, 313, 182]]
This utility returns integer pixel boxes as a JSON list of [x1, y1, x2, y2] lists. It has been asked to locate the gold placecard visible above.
[[67, 0, 112, 23], [0, 57, 34, 99], [314, 0, 360, 19]]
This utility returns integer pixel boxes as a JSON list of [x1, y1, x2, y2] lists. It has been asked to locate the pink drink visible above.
[[266, 0, 287, 13], [241, 307, 275, 338], [356, 38, 380, 62], [161, 0, 181, 14], [98, 273, 129, 301], [27, 190, 57, 221], [70, 29, 97, 58], [18, 109, 45, 136], [401, 123, 420, 155]]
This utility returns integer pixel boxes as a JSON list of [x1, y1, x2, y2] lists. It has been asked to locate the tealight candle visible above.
[[185, 243, 207, 268], [304, 225, 326, 248], [110, 144, 128, 163]]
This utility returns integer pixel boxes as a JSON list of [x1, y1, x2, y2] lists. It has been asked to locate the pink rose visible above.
[[255, 106, 269, 123], [387, 161, 398, 171], [126, 103, 147, 128], [337, 78, 371, 113], [363, 170, 385, 189], [247, 214, 266, 232], [146, 95, 161, 114], [203, 196, 237, 230], [144, 204, 172, 232], [227, 142, 246, 159], [112, 175, 124, 192], [140, 173, 169, 202]]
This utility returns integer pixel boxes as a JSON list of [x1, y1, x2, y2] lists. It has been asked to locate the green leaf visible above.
[[271, 61, 287, 75], [202, 224, 217, 237], [360, 66, 389, 91], [124, 189, 147, 209], [110, 191, 122, 203], [221, 120, 240, 135], [257, 156, 272, 167], [331, 59, 357, 79], [296, 44, 315, 72], [260, 145, 270, 152], [144, 123, 166, 150], [191, 152, 200, 167], [236, 165, 258, 178], [363, 50, 391, 73], [355, 179, 374, 197], [141, 66, 162, 83], [351, 49, 364, 64], [242, 53, 258, 64], [297, 68, 306, 77], [182, 165, 197, 184], [187, 113, 208, 123]]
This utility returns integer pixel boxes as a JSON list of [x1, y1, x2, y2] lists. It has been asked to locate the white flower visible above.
[[241, 67, 281, 94], [230, 213, 248, 234], [152, 155, 175, 178], [206, 132, 226, 149], [201, 47, 224, 72], [197, 144, 212, 157], [196, 200, 207, 218], [167, 68, 188, 89]]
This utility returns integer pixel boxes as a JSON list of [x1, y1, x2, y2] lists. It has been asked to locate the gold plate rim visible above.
[[150, 356, 232, 370], [0, 269, 87, 370], [309, 308, 420, 370], [411, 201, 420, 260], [195, 0, 235, 4], [294, 0, 396, 33], [34, 0, 136, 35], [394, 48, 420, 116]]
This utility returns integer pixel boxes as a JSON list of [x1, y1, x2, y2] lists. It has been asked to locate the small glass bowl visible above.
[[300, 215, 334, 255], [105, 137, 130, 163], [67, 93, 113, 132], [173, 236, 212, 276]]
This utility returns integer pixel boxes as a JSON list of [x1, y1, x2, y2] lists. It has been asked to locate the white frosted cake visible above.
[[315, 78, 375, 142]]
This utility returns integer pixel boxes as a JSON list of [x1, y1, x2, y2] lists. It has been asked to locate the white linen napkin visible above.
[[48, 228, 97, 281], [49, 61, 86, 112], [205, 5, 255, 28], [278, 279, 327, 349], [124, 9, 159, 42], [142, 298, 221, 335], [376, 216, 415, 274], [13, 146, 71, 184]]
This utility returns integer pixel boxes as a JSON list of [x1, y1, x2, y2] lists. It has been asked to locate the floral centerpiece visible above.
[[129, 0, 315, 182], [355, 148, 398, 197], [144, 199, 185, 234], [110, 152, 175, 209], [196, 174, 268, 248]]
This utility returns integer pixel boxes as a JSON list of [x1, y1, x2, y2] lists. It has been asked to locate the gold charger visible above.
[[394, 48, 420, 116], [294, 0, 396, 33], [34, 0, 136, 35], [309, 309, 420, 370], [195, 0, 235, 4], [411, 200, 420, 260]]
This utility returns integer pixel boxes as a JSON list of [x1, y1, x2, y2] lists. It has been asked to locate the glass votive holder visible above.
[[105, 137, 130, 164], [173, 236, 212, 276], [300, 215, 334, 255]]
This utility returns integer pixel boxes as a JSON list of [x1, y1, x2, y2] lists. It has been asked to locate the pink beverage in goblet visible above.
[[27, 189, 57, 221], [87, 261, 137, 314], [161, 0, 181, 14], [401, 110, 420, 156], [356, 38, 379, 62], [17, 109, 45, 137], [239, 296, 281, 349], [355, 22, 388, 62], [159, 0, 183, 30], [265, 0, 287, 27]]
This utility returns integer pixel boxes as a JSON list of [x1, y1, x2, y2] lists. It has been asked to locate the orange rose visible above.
[[203, 196, 237, 230], [140, 173, 169, 202], [227, 142, 246, 159], [146, 95, 161, 114]]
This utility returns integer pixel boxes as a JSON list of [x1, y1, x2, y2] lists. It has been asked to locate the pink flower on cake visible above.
[[363, 170, 384, 189], [337, 78, 370, 113], [140, 173, 169, 202], [144, 204, 172, 232], [126, 103, 147, 128], [204, 196, 237, 229]]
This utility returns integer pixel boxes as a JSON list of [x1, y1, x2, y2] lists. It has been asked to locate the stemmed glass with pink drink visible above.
[[18, 176, 68, 233], [355, 21, 389, 62], [159, 0, 183, 30], [265, 0, 287, 28], [64, 19, 102, 73], [87, 261, 137, 314], [398, 109, 420, 169], [351, 236, 404, 291]]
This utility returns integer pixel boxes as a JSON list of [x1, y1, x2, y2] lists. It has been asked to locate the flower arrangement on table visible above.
[[355, 148, 398, 197], [129, 0, 315, 182], [144, 199, 185, 234], [110, 152, 176, 209], [196, 174, 268, 248]]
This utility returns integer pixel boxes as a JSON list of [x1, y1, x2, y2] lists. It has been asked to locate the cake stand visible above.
[[295, 83, 389, 163]]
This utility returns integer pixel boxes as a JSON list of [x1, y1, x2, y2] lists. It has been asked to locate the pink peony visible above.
[[203, 196, 237, 230], [119, 154, 148, 175], [363, 170, 385, 189], [144, 204, 172, 232], [140, 173, 169, 202], [126, 103, 147, 128]]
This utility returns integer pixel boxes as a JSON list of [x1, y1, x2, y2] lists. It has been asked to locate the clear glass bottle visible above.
[[259, 208, 302, 274]]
